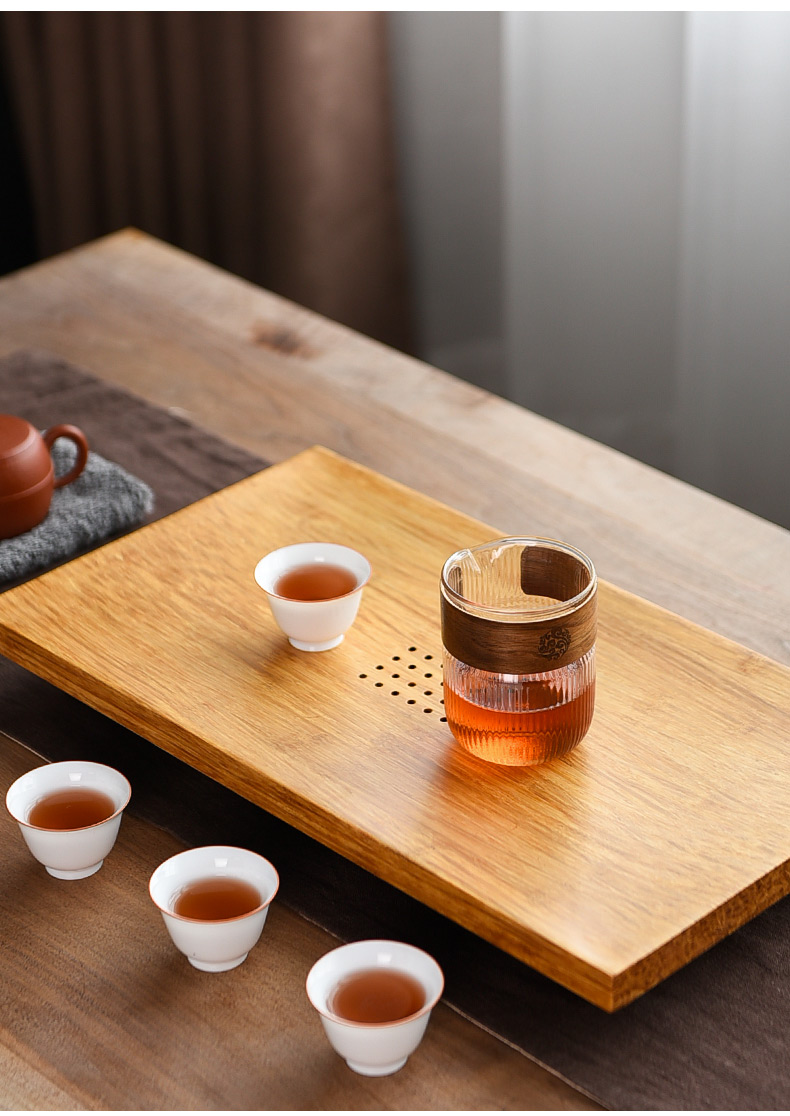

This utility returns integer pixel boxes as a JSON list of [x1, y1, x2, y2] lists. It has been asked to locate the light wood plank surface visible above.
[[1, 447, 788, 1011], [0, 731, 597, 1112]]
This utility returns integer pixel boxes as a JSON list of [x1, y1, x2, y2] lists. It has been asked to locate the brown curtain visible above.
[[0, 11, 412, 351]]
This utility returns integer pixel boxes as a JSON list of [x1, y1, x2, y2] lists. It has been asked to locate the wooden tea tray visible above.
[[1, 446, 789, 1010]]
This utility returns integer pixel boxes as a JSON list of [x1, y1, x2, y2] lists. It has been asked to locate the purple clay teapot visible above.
[[0, 415, 89, 539]]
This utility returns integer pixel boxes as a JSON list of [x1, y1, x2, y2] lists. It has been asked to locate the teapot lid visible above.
[[0, 414, 37, 459], [0, 414, 53, 493]]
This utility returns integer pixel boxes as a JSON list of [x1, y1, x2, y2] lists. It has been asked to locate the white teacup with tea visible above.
[[306, 939, 444, 1076], [5, 759, 131, 879], [254, 542, 371, 651], [149, 845, 280, 972]]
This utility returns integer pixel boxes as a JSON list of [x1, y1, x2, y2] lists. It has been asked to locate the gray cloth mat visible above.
[[1, 349, 788, 1111], [0, 438, 154, 583]]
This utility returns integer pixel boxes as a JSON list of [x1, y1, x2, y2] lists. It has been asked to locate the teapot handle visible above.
[[43, 424, 90, 488]]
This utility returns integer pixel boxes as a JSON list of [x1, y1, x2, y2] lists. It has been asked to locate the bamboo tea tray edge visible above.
[[1, 445, 789, 1011]]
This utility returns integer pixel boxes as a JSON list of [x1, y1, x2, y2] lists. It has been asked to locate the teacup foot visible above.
[[187, 953, 248, 973], [46, 861, 103, 880], [345, 1057, 408, 1077], [288, 634, 344, 652]]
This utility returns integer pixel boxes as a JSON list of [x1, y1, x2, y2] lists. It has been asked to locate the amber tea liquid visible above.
[[443, 649, 596, 766], [28, 787, 116, 829], [274, 562, 357, 602], [173, 876, 262, 920], [329, 968, 425, 1024]]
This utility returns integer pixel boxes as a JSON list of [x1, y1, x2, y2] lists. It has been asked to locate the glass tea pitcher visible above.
[[440, 536, 597, 766]]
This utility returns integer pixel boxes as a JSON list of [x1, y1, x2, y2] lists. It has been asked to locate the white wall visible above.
[[676, 13, 790, 525], [502, 12, 685, 470], [388, 12, 790, 529]]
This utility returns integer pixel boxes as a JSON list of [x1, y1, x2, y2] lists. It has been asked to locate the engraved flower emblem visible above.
[[538, 626, 571, 660]]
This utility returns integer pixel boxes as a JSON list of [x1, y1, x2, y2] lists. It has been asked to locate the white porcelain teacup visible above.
[[149, 845, 279, 972], [254, 542, 371, 652], [306, 939, 444, 1076], [5, 759, 131, 879]]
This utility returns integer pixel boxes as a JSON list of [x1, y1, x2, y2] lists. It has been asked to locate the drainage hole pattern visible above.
[[359, 648, 446, 721]]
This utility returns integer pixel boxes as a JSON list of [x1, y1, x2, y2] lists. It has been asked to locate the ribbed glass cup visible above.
[[440, 537, 597, 766]]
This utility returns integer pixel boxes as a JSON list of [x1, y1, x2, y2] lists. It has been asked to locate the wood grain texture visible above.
[[1, 446, 788, 1011], [0, 231, 788, 670], [0, 732, 596, 1112]]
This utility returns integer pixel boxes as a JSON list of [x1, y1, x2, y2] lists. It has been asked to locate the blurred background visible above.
[[1, 11, 788, 529]]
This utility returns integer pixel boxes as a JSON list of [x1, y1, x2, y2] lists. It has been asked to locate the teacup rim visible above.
[[148, 844, 280, 923], [5, 759, 132, 832], [254, 542, 371, 599], [306, 939, 445, 1029]]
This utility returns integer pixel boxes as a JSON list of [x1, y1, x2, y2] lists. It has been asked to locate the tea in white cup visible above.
[[306, 939, 444, 1076], [254, 542, 371, 651], [149, 845, 279, 972], [5, 760, 131, 880]]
